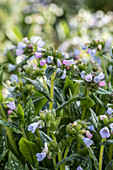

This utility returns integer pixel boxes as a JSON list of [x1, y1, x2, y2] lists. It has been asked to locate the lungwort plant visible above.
[[1, 38, 113, 170]]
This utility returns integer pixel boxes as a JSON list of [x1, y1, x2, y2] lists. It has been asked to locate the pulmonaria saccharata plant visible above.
[[1, 37, 113, 170]]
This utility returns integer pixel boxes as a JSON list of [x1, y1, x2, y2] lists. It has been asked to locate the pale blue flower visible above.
[[100, 127, 110, 138], [35, 52, 42, 59], [81, 45, 88, 50], [7, 101, 16, 110], [17, 42, 26, 49], [85, 74, 92, 82], [36, 142, 48, 161], [16, 49, 24, 56], [57, 59, 61, 67], [81, 71, 85, 79], [98, 72, 105, 80], [107, 107, 113, 115], [28, 120, 43, 133], [77, 165, 83, 170], [36, 152, 46, 161], [88, 125, 95, 132], [60, 70, 66, 79], [74, 49, 80, 56], [94, 76, 100, 83], [83, 137, 93, 147], [8, 64, 16, 72], [69, 59, 75, 64], [10, 74, 19, 82], [47, 56, 53, 63], [88, 49, 96, 57], [109, 123, 113, 130]]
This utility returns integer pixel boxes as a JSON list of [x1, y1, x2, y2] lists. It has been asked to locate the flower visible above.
[[99, 81, 105, 86], [10, 74, 19, 82], [74, 49, 80, 56], [57, 59, 61, 67], [109, 123, 113, 130], [60, 69, 66, 79], [8, 64, 16, 72], [81, 71, 85, 79], [88, 125, 95, 132], [7, 101, 16, 110], [107, 107, 113, 115], [100, 127, 110, 138], [62, 60, 70, 66], [77, 165, 83, 170], [94, 76, 100, 83], [85, 74, 92, 82], [22, 37, 29, 43], [35, 52, 42, 59], [69, 59, 75, 64], [83, 137, 93, 147], [88, 49, 96, 57], [17, 42, 26, 49], [40, 59, 47, 66], [36, 152, 46, 161], [98, 72, 105, 80], [100, 115, 108, 120], [86, 131, 93, 139], [36, 142, 48, 161], [47, 56, 53, 63], [16, 49, 24, 56], [28, 121, 43, 133], [81, 45, 88, 50], [8, 110, 12, 114]]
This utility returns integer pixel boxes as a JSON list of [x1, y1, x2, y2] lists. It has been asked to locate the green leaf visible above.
[[0, 67, 3, 90], [103, 55, 113, 65], [0, 149, 9, 162], [88, 147, 99, 170], [96, 88, 112, 95], [19, 137, 38, 165], [0, 120, 22, 134], [86, 64, 92, 73], [0, 91, 3, 103], [7, 50, 15, 64], [33, 97, 47, 115], [56, 96, 80, 115], [46, 66, 56, 79], [13, 26, 23, 41], [90, 108, 98, 129], [93, 94, 105, 108], [8, 151, 25, 170], [56, 153, 87, 168], [80, 96, 95, 108], [17, 104, 24, 124], [24, 99, 35, 123], [24, 77, 53, 101], [105, 160, 113, 170], [73, 80, 84, 84], [63, 77, 75, 97], [39, 131, 52, 143], [101, 139, 113, 145]]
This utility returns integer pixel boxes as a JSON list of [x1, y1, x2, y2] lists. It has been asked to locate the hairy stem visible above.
[[99, 138, 106, 170]]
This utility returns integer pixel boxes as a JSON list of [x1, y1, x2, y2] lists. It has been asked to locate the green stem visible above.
[[58, 150, 63, 170], [49, 71, 56, 110], [74, 84, 80, 97], [100, 56, 107, 79], [64, 146, 69, 159], [20, 125, 27, 139], [108, 135, 113, 162], [81, 107, 86, 120], [53, 157, 57, 169], [99, 138, 106, 170], [0, 104, 19, 156]]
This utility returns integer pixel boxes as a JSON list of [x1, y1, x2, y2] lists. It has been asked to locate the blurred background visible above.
[[1, 0, 113, 53]]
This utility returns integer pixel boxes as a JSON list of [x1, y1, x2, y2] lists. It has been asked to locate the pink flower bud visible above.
[[40, 59, 47, 66], [99, 81, 105, 86], [86, 131, 93, 139], [8, 110, 12, 114], [62, 60, 70, 66]]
